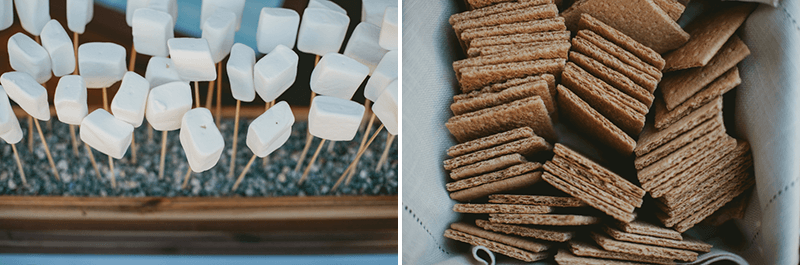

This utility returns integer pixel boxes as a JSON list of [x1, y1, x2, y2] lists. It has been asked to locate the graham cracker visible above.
[[554, 144, 646, 198], [476, 219, 576, 242], [545, 159, 640, 211], [447, 127, 537, 157], [444, 136, 550, 171], [451, 222, 551, 253], [661, 141, 751, 206], [465, 0, 548, 9], [572, 34, 659, 93], [674, 174, 755, 232], [452, 4, 559, 36], [447, 162, 542, 191], [468, 40, 571, 57], [555, 248, 648, 265], [617, 220, 683, 241], [454, 43, 571, 77], [569, 51, 654, 107], [662, 3, 756, 72], [655, 67, 740, 129], [450, 171, 544, 202], [449, 154, 527, 181], [634, 97, 722, 157], [489, 194, 588, 207], [653, 0, 686, 21], [561, 62, 647, 135], [700, 188, 751, 226], [542, 172, 636, 222], [468, 31, 572, 49], [591, 232, 698, 262], [569, 240, 676, 265], [461, 17, 567, 44], [451, 80, 554, 116], [454, 203, 553, 214], [649, 136, 738, 198], [489, 213, 601, 226], [556, 85, 636, 154], [450, 0, 555, 25], [446, 96, 557, 142], [457, 59, 566, 93], [576, 14, 665, 70], [603, 226, 712, 252], [635, 113, 723, 170], [444, 229, 550, 262], [638, 129, 729, 189], [576, 29, 662, 83], [660, 35, 750, 110]]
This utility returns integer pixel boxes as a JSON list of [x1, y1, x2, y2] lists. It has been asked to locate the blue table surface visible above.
[[0, 254, 398, 265]]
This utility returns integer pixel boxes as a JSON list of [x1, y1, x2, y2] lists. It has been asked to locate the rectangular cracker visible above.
[[468, 31, 572, 49], [554, 144, 646, 198], [461, 17, 567, 44], [455, 74, 556, 99], [489, 194, 588, 207], [454, 203, 553, 214], [546, 159, 641, 210], [468, 40, 571, 58], [447, 162, 542, 191], [489, 213, 600, 226], [700, 188, 750, 226], [444, 229, 549, 262], [591, 232, 698, 262], [674, 174, 755, 232], [576, 14, 665, 70], [449, 154, 527, 181], [454, 43, 571, 77], [653, 0, 686, 21], [542, 172, 636, 222], [476, 219, 575, 242], [569, 51, 654, 106], [453, 4, 559, 35], [556, 249, 648, 265], [655, 67, 740, 129], [572, 34, 659, 93], [458, 59, 566, 93], [662, 3, 756, 72], [617, 220, 683, 241], [557, 85, 636, 154], [446, 96, 557, 142], [603, 226, 712, 252], [569, 240, 676, 265], [451, 80, 554, 116], [577, 29, 662, 83], [634, 97, 722, 156], [450, 171, 544, 202], [450, 0, 555, 25], [444, 136, 550, 171], [661, 141, 751, 206], [635, 113, 723, 170], [660, 35, 750, 110], [447, 127, 537, 157], [451, 222, 551, 253], [649, 136, 738, 198], [638, 129, 729, 188]]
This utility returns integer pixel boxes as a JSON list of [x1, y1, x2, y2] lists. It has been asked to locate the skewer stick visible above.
[[11, 144, 26, 186], [232, 154, 257, 192], [332, 124, 384, 191], [227, 100, 241, 178], [147, 123, 153, 142], [69, 124, 80, 156], [34, 119, 59, 181], [215, 70, 222, 128], [181, 167, 192, 189], [346, 113, 376, 180], [85, 143, 101, 179], [359, 100, 372, 133], [128, 46, 137, 72], [294, 55, 321, 171], [27, 116, 33, 151], [126, 47, 140, 164], [102, 87, 109, 111], [206, 62, 219, 109], [131, 130, 137, 163], [108, 155, 116, 188], [158, 130, 168, 179], [193, 81, 200, 108], [375, 133, 396, 171], [73, 32, 79, 74], [298, 138, 326, 185]]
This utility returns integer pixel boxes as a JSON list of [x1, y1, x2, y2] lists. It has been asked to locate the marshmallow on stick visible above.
[[54, 75, 88, 125], [146, 81, 192, 179], [373, 79, 398, 136], [379, 7, 398, 51], [78, 43, 126, 88], [111, 72, 150, 128], [297, 8, 350, 56], [310, 53, 369, 100], [41, 20, 76, 77], [80, 109, 133, 160], [126, 0, 149, 26], [226, 43, 256, 178], [132, 8, 174, 57], [179, 108, 224, 189], [145, 57, 182, 88], [254, 45, 299, 103], [201, 8, 236, 63], [361, 0, 397, 26], [8, 32, 52, 84], [309, 96, 365, 141], [365, 50, 398, 102], [0, 0, 12, 31], [200, 0, 246, 31], [232, 101, 294, 191], [147, 0, 178, 25], [0, 85, 25, 185], [344, 22, 389, 74], [14, 0, 50, 36], [67, 0, 94, 34], [168, 38, 217, 81], [256, 7, 300, 53]]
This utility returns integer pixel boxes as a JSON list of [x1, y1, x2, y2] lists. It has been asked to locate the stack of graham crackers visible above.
[[634, 3, 757, 233]]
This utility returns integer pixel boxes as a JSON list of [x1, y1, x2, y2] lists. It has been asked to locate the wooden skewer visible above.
[[346, 113, 377, 181], [375, 133, 396, 171], [34, 119, 59, 181], [147, 123, 153, 142], [130, 130, 137, 163], [128, 45, 137, 72], [294, 55, 321, 171], [85, 143, 101, 179], [298, 138, 326, 185], [102, 87, 109, 111], [73, 32, 79, 74], [108, 155, 116, 188], [158, 130, 168, 179], [181, 167, 192, 189], [206, 62, 219, 109], [11, 144, 26, 186], [126, 46, 139, 164], [27, 116, 33, 151], [193, 81, 200, 108], [69, 124, 80, 156], [332, 124, 384, 192], [327, 140, 335, 152], [227, 100, 241, 178], [232, 154, 257, 192], [215, 69, 222, 128], [359, 100, 372, 133]]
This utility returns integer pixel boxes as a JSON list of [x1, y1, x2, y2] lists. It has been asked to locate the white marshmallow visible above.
[[0, 86, 23, 144], [67, 0, 93, 34], [201, 9, 236, 63], [14, 0, 50, 36], [344, 22, 389, 74], [80, 109, 134, 159], [201, 0, 246, 31], [308, 0, 346, 15], [78, 42, 127, 88], [41, 20, 76, 77], [132, 8, 174, 57], [254, 45, 298, 103], [364, 50, 397, 102], [179, 108, 224, 173], [255, 7, 300, 53], [296, 8, 350, 56], [147, 0, 178, 25], [372, 79, 398, 135], [111, 72, 150, 127], [145, 81, 192, 131], [227, 43, 255, 102], [379, 7, 398, 51], [8, 32, 52, 84], [0, 72, 49, 121], [145, 57, 182, 88], [310, 53, 369, 100], [168, 38, 217, 82], [54, 75, 88, 125], [361, 0, 397, 26], [126, 0, 148, 26], [308, 96, 365, 141], [246, 101, 294, 158], [0, 0, 14, 31]]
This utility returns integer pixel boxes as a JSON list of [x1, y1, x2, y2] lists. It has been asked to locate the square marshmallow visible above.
[[0, 0, 13, 31], [297, 8, 350, 56], [247, 101, 294, 158], [379, 7, 398, 51], [372, 79, 398, 135], [180, 108, 224, 173], [254, 45, 298, 103], [168, 38, 217, 82], [41, 20, 76, 77], [310, 53, 369, 100], [361, 0, 396, 26], [67, 0, 93, 34], [201, 9, 236, 63], [344, 22, 389, 74], [227, 43, 255, 102], [256, 7, 300, 54], [111, 72, 150, 127], [125, 0, 148, 26], [0, 86, 23, 144], [308, 96, 365, 141], [201, 0, 246, 31], [132, 8, 174, 57], [78, 42, 127, 88], [80, 109, 133, 159], [364, 50, 397, 102], [145, 57, 182, 88], [8, 32, 52, 84], [0, 71, 49, 121], [14, 0, 50, 36], [54, 75, 88, 125], [147, 0, 178, 25], [308, 0, 346, 15], [146, 81, 192, 131]]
